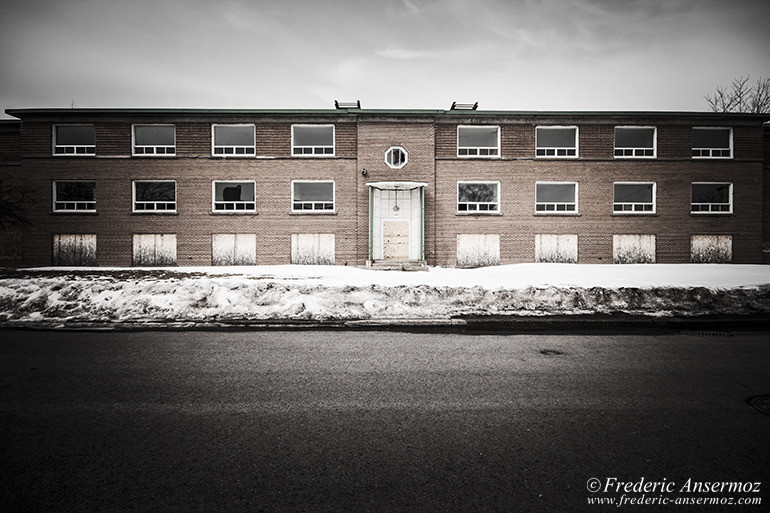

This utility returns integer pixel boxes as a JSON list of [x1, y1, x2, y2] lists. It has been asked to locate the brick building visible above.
[[1, 105, 768, 267]]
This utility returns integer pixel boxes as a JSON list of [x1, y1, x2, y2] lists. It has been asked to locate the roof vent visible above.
[[335, 100, 361, 109], [450, 102, 478, 110]]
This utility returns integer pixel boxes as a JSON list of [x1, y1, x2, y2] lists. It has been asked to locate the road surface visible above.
[[1, 329, 768, 511]]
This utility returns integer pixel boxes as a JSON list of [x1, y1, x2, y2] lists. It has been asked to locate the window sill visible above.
[[131, 154, 177, 158], [290, 211, 337, 215], [131, 212, 178, 215], [535, 155, 578, 159], [613, 156, 656, 159], [456, 212, 503, 216], [51, 211, 97, 215], [533, 213, 581, 217], [210, 211, 258, 215], [53, 154, 96, 158], [690, 213, 734, 217], [611, 213, 658, 217]]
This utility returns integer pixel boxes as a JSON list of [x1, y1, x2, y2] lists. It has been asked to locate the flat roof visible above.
[[5, 107, 770, 122]]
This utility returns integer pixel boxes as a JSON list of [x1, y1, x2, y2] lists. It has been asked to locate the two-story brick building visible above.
[[1, 105, 768, 267]]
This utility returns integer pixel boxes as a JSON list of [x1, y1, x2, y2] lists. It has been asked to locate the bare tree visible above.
[[705, 75, 770, 113]]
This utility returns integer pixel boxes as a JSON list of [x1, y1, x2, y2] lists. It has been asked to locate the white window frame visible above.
[[52, 180, 96, 213], [211, 124, 256, 157], [535, 181, 578, 214], [132, 124, 176, 156], [132, 180, 177, 213], [291, 180, 336, 213], [457, 125, 500, 158], [52, 124, 96, 156], [614, 126, 657, 158], [612, 182, 656, 214], [211, 180, 256, 213], [692, 127, 733, 159], [535, 126, 578, 158], [456, 181, 501, 214], [384, 146, 408, 169], [291, 124, 335, 157], [691, 182, 733, 214]]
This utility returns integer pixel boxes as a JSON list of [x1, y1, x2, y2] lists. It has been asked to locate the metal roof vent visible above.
[[335, 100, 361, 109], [450, 102, 478, 110]]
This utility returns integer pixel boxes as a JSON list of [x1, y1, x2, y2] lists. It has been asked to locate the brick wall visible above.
[[8, 112, 768, 267]]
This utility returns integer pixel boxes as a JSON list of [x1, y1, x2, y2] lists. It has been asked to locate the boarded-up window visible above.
[[291, 234, 335, 265], [53, 234, 97, 266], [212, 234, 257, 265], [132, 234, 177, 266], [613, 234, 656, 264], [535, 234, 578, 263], [691, 235, 732, 263], [457, 234, 500, 267]]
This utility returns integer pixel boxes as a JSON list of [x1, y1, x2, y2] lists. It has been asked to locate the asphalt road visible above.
[[1, 329, 768, 512]]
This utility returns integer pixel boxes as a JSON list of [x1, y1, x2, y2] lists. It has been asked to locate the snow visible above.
[[1, 264, 769, 326]]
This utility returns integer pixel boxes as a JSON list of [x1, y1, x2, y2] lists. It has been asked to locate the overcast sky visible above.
[[1, 0, 769, 118]]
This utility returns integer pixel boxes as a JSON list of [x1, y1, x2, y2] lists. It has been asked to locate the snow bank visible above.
[[1, 264, 769, 325]]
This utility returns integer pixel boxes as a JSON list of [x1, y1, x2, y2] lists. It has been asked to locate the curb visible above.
[[1, 314, 768, 333]]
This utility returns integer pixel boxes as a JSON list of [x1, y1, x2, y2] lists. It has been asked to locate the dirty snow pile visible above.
[[0, 264, 769, 326]]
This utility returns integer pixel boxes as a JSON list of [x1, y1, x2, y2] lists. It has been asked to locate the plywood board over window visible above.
[[456, 234, 500, 267], [132, 234, 177, 266], [613, 234, 656, 264], [53, 234, 97, 266], [691, 235, 732, 263], [535, 234, 578, 263], [291, 234, 335, 265], [212, 234, 256, 265]]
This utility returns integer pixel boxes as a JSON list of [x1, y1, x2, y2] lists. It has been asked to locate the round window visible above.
[[385, 146, 408, 169]]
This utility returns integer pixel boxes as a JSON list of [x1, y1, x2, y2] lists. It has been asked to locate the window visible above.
[[614, 126, 656, 157], [291, 180, 335, 212], [691, 182, 732, 214], [53, 125, 95, 155], [457, 182, 500, 213], [536, 126, 577, 157], [212, 124, 255, 156], [133, 181, 176, 212], [212, 181, 256, 212], [53, 181, 96, 212], [292, 125, 334, 156], [535, 182, 578, 213], [613, 182, 656, 213], [385, 146, 408, 169], [692, 127, 732, 158], [457, 125, 499, 157], [133, 125, 175, 156]]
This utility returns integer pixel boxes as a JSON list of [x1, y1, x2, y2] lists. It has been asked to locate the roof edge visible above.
[[5, 107, 770, 121]]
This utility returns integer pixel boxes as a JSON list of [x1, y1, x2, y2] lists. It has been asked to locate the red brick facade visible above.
[[1, 108, 768, 267]]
